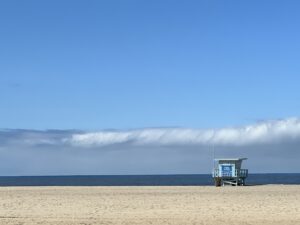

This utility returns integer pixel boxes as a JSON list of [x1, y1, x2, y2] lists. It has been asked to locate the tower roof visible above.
[[214, 158, 247, 161]]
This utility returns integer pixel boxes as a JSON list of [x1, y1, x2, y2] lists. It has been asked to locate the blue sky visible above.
[[1, 0, 300, 130], [0, 1, 300, 175]]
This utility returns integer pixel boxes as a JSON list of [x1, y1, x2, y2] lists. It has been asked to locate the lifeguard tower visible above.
[[212, 158, 248, 186]]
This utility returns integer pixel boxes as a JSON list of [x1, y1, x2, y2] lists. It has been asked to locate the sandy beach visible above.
[[0, 185, 299, 225]]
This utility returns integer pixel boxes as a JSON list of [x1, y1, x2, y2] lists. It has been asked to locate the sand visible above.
[[0, 185, 299, 225]]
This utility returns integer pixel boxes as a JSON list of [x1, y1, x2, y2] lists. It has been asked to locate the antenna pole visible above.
[[213, 142, 215, 168]]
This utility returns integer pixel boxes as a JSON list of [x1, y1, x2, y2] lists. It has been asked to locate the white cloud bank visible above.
[[1, 117, 300, 175], [66, 117, 300, 147], [1, 117, 300, 148]]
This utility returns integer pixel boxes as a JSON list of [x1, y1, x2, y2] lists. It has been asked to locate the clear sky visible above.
[[1, 0, 300, 130]]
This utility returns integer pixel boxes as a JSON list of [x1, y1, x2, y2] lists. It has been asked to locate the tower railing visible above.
[[212, 169, 248, 178]]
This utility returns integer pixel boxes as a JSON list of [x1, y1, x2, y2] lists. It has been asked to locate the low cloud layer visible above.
[[67, 118, 300, 147], [2, 117, 300, 148], [0, 118, 300, 175]]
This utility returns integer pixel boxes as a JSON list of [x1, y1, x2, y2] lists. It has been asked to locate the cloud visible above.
[[0, 129, 76, 147], [1, 118, 300, 175], [65, 117, 300, 147], [1, 118, 300, 148]]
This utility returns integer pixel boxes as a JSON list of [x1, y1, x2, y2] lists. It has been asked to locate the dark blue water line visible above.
[[0, 173, 299, 186]]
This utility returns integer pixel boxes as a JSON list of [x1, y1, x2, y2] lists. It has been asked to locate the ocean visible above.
[[0, 173, 299, 186]]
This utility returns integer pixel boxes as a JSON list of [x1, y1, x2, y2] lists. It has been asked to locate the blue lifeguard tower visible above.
[[212, 158, 248, 186]]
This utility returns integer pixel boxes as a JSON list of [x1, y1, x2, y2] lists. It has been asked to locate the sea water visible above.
[[0, 173, 299, 186]]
